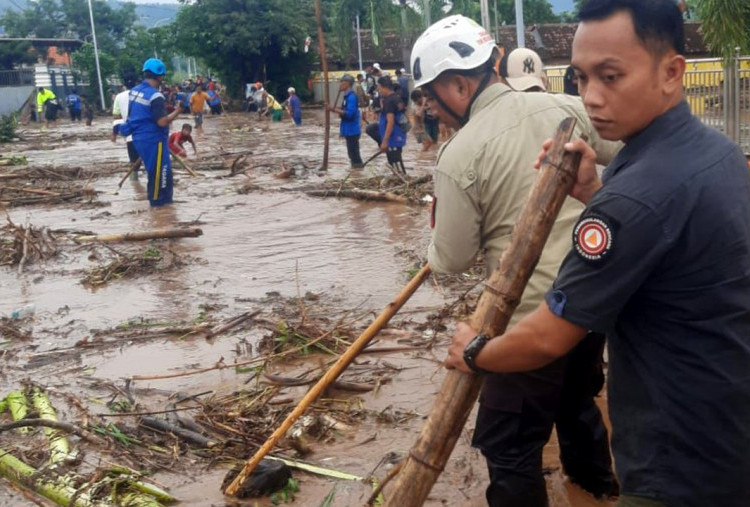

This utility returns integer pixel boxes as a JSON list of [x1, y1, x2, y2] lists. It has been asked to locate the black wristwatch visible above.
[[463, 333, 490, 374]]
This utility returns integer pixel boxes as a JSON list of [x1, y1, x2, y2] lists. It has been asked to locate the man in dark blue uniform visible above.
[[446, 1, 750, 506], [113, 58, 182, 207]]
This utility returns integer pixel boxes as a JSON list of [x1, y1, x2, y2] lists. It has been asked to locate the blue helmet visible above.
[[142, 58, 166, 76]]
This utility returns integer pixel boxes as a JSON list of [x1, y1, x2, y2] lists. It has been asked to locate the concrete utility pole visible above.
[[356, 14, 363, 71], [423, 0, 431, 27], [86, 0, 106, 109], [515, 0, 525, 47], [480, 0, 491, 32]]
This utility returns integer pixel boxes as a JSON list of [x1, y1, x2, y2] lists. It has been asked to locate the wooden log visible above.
[[223, 264, 432, 497], [305, 188, 410, 204], [384, 117, 582, 506], [74, 227, 203, 243], [314, 0, 331, 172], [1, 186, 60, 196], [139, 416, 218, 449]]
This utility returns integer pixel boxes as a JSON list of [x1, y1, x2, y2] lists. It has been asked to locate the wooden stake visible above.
[[74, 227, 203, 243], [314, 0, 331, 171], [384, 117, 583, 506], [223, 264, 432, 497]]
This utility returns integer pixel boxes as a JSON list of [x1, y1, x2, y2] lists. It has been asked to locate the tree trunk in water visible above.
[[384, 117, 583, 506]]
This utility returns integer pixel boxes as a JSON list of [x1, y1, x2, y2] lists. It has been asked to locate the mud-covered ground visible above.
[[0, 109, 611, 506]]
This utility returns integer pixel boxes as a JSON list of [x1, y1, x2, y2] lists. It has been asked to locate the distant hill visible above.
[[0, 0, 179, 32]]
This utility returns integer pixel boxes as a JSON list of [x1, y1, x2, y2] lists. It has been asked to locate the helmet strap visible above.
[[459, 70, 493, 127], [423, 82, 463, 127], [425, 69, 493, 129]]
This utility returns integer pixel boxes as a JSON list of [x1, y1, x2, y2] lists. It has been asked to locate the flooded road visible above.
[[0, 111, 611, 506]]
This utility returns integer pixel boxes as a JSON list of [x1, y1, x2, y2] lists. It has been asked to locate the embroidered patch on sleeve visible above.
[[573, 215, 613, 262]]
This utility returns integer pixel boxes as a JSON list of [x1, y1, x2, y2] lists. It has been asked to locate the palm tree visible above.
[[693, 0, 749, 60]]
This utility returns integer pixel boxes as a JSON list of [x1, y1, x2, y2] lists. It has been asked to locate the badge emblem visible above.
[[574, 216, 612, 261]]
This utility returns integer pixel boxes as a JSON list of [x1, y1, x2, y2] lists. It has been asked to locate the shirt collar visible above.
[[469, 82, 514, 118], [603, 101, 692, 183]]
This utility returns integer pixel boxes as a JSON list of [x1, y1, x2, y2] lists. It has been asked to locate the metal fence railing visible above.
[[737, 57, 750, 154], [0, 69, 35, 87]]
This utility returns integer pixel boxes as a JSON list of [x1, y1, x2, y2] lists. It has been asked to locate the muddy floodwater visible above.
[[0, 110, 612, 506]]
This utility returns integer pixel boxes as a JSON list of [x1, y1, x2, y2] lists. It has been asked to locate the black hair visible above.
[[72, 89, 78, 94], [377, 76, 392, 89], [563, 66, 579, 96], [38, 86, 44, 92], [395, 68, 402, 76], [578, 0, 684, 55], [410, 88, 423, 102], [144, 70, 160, 80], [182, 123, 192, 131]]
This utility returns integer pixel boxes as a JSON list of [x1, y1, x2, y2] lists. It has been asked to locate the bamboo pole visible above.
[[171, 154, 201, 177], [223, 264, 432, 496], [384, 117, 582, 506], [314, 0, 331, 171], [74, 227, 203, 243]]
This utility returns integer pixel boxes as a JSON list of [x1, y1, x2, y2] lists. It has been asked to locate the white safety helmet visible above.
[[410, 15, 496, 88]]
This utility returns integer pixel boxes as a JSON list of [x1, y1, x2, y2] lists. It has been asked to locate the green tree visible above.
[[174, 0, 316, 99], [0, 41, 37, 70], [694, 0, 750, 60]]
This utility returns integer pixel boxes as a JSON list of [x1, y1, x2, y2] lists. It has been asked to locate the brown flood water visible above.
[[0, 111, 611, 506]]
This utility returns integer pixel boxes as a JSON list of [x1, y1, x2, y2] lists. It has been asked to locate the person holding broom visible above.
[[412, 14, 622, 505], [445, 1, 750, 506], [113, 58, 182, 207]]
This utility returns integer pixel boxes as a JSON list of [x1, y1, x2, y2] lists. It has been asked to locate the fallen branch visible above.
[[305, 188, 411, 204], [74, 227, 203, 243], [205, 310, 260, 339], [139, 416, 218, 448], [223, 264, 432, 496], [1, 186, 60, 196], [0, 418, 106, 446]]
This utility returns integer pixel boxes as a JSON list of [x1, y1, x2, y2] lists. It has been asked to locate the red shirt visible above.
[[169, 131, 193, 148]]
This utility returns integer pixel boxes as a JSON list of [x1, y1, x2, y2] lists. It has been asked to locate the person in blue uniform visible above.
[[327, 74, 363, 169], [113, 58, 182, 207], [446, 1, 750, 506], [286, 87, 301, 126]]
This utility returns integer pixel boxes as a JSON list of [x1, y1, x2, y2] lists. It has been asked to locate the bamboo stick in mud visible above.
[[222, 264, 432, 497], [384, 117, 584, 506], [314, 0, 331, 172]]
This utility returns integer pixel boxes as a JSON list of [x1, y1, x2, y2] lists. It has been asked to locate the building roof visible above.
[[328, 21, 709, 68]]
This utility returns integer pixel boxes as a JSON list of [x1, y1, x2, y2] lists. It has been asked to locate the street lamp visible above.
[[86, 0, 106, 109]]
